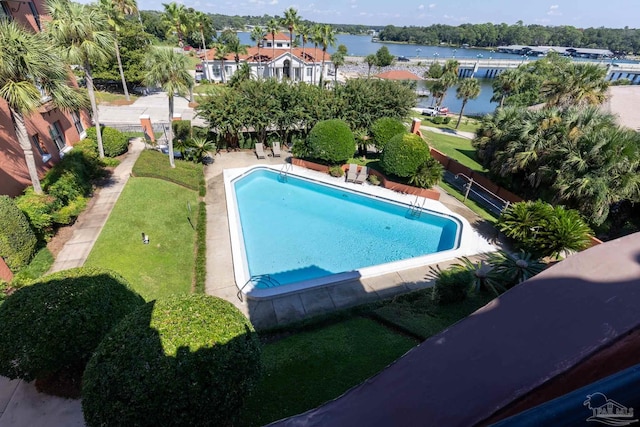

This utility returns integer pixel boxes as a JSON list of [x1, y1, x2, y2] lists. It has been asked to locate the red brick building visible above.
[[0, 0, 90, 196]]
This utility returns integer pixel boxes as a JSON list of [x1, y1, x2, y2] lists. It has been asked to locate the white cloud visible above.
[[429, 3, 435, 8], [547, 4, 561, 16], [269, 0, 278, 3], [351, 4, 357, 8], [418, 4, 424, 9]]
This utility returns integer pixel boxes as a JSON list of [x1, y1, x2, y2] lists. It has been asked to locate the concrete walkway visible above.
[[97, 92, 205, 126], [49, 138, 145, 273]]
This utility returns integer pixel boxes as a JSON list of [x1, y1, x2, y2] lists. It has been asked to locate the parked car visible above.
[[422, 106, 449, 116], [397, 56, 410, 62]]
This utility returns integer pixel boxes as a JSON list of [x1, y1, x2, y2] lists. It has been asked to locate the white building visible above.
[[199, 32, 332, 83]]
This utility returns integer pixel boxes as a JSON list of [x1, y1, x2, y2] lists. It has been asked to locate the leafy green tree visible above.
[[306, 119, 355, 164], [229, 62, 252, 87], [426, 61, 443, 79], [144, 48, 194, 168], [374, 45, 394, 67], [280, 7, 300, 80], [370, 117, 405, 152], [0, 20, 88, 194], [541, 62, 609, 108], [46, 0, 114, 159], [455, 78, 481, 129], [220, 29, 247, 66], [381, 133, 430, 178]]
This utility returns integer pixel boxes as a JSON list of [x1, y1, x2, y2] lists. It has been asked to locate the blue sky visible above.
[[128, 0, 638, 28]]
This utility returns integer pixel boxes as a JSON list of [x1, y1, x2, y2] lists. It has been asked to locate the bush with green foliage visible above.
[[370, 117, 406, 151], [380, 133, 431, 178], [86, 126, 130, 157], [15, 188, 56, 240], [42, 150, 103, 205], [409, 157, 444, 188], [82, 295, 262, 427], [0, 268, 144, 396], [172, 120, 192, 143], [497, 200, 593, 259], [430, 265, 473, 305], [486, 250, 546, 288], [432, 116, 444, 124], [443, 117, 452, 124], [0, 196, 37, 271], [306, 119, 356, 165], [329, 165, 345, 177]]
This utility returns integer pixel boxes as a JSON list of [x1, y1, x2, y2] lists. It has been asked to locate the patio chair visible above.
[[272, 141, 282, 157], [346, 163, 358, 182], [355, 166, 368, 184], [255, 142, 266, 159]]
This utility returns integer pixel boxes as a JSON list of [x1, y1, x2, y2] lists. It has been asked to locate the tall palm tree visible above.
[[212, 40, 228, 84], [250, 26, 266, 79], [0, 21, 89, 194], [318, 24, 336, 86], [220, 30, 247, 68], [297, 23, 310, 71], [280, 7, 300, 80], [331, 51, 345, 83], [541, 62, 609, 108], [265, 18, 279, 78], [46, 0, 114, 159], [491, 69, 524, 108], [98, 0, 138, 101], [192, 11, 212, 81], [455, 78, 481, 129], [311, 24, 322, 85], [364, 54, 377, 78], [144, 48, 194, 168], [162, 2, 187, 46]]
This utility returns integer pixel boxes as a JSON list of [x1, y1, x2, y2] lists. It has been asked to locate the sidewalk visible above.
[[49, 138, 144, 272]]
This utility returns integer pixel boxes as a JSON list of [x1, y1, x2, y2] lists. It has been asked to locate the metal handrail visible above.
[[237, 274, 282, 301], [279, 162, 293, 182], [454, 173, 511, 213]]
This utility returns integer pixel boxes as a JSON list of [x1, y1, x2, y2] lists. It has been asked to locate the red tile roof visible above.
[[374, 70, 423, 80], [200, 46, 326, 64]]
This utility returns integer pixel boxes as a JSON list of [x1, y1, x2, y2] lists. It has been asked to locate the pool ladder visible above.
[[408, 195, 426, 218], [279, 163, 293, 182], [237, 275, 282, 301]]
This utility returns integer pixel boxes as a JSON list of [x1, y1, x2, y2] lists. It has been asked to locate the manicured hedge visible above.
[[380, 133, 431, 178], [307, 119, 356, 165], [370, 117, 406, 151], [86, 126, 129, 157], [82, 295, 262, 427], [0, 267, 144, 396], [0, 196, 37, 271]]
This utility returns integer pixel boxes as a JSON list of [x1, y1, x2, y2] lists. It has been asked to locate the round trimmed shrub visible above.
[[0, 195, 37, 271], [82, 295, 262, 427], [307, 119, 356, 165], [370, 117, 406, 151], [380, 133, 431, 178], [0, 267, 145, 396], [86, 126, 129, 157]]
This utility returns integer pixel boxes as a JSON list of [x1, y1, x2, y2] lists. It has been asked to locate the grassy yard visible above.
[[95, 91, 138, 106], [85, 177, 198, 301], [408, 109, 482, 134], [241, 317, 418, 426], [132, 149, 204, 191], [424, 132, 486, 173]]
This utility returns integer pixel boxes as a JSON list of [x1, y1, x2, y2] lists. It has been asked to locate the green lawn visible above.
[[132, 150, 204, 191], [95, 91, 138, 106], [438, 181, 499, 223], [408, 110, 482, 134], [240, 317, 417, 426], [425, 132, 487, 173], [85, 177, 198, 301]]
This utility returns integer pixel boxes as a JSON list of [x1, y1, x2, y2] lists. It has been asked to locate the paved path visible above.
[[97, 92, 205, 126], [49, 138, 145, 273]]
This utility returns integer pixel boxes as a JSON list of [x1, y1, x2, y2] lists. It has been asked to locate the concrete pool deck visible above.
[[205, 149, 499, 329]]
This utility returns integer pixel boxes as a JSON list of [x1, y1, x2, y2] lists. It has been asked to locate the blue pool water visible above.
[[233, 169, 460, 288]]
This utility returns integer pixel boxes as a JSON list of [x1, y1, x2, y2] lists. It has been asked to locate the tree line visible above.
[[379, 22, 640, 55]]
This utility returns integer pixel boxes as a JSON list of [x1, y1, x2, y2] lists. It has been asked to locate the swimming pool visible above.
[[226, 166, 483, 299]]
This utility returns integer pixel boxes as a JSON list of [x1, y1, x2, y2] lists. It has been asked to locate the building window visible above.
[[71, 111, 85, 137], [306, 67, 312, 77], [32, 134, 51, 162], [277, 43, 283, 48], [224, 65, 232, 75], [28, 1, 40, 30], [49, 121, 66, 151], [211, 65, 221, 77]]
